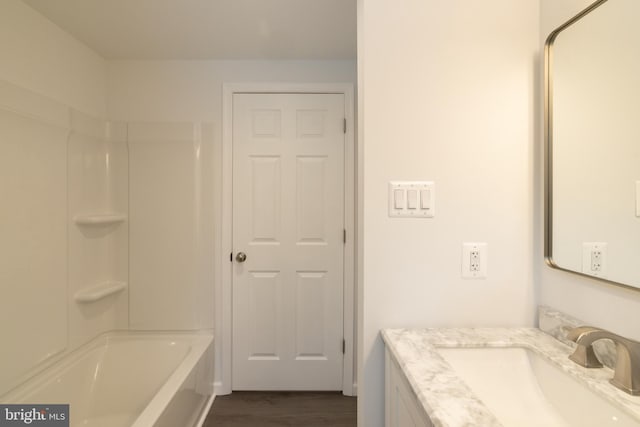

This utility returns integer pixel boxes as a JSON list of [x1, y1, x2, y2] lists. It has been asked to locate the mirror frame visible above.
[[543, 0, 639, 290]]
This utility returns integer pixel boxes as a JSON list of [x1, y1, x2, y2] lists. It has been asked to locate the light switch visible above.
[[394, 189, 405, 209], [420, 189, 430, 210], [407, 190, 418, 209], [388, 181, 435, 217]]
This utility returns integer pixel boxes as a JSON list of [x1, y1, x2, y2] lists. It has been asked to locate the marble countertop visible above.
[[381, 327, 640, 427]]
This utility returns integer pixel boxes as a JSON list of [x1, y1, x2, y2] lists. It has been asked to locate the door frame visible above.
[[217, 83, 356, 396]]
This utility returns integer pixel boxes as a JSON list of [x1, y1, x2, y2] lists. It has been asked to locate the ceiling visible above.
[[23, 0, 356, 60]]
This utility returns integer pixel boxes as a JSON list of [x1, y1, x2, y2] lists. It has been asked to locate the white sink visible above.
[[438, 347, 638, 427]]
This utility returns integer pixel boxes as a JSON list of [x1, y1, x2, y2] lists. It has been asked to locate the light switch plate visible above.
[[388, 181, 435, 217]]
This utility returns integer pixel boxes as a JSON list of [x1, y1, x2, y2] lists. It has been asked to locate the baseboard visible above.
[[214, 381, 231, 396], [194, 393, 216, 427], [213, 381, 357, 396]]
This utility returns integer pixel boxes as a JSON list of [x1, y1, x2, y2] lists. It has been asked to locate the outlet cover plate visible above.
[[462, 242, 488, 279], [582, 242, 607, 278]]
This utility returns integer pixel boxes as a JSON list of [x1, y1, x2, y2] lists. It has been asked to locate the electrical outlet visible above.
[[462, 243, 487, 279], [582, 242, 607, 277], [470, 250, 480, 271], [591, 249, 602, 271]]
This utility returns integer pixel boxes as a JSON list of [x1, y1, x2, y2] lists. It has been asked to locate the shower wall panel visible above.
[[128, 122, 214, 330], [0, 83, 68, 396]]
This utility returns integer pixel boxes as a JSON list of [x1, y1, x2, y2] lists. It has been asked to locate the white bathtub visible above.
[[1, 332, 214, 427]]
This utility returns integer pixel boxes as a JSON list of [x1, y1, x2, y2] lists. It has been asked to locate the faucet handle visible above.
[[567, 326, 604, 368], [569, 343, 604, 368]]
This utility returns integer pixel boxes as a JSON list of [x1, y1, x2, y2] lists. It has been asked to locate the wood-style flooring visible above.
[[203, 391, 357, 427]]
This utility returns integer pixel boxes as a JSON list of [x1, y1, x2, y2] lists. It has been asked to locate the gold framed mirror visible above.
[[545, 0, 640, 289]]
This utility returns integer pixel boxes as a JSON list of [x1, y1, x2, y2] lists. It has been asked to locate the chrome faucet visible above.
[[568, 326, 640, 396]]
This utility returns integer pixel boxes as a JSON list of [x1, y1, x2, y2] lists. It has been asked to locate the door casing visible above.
[[217, 83, 356, 396]]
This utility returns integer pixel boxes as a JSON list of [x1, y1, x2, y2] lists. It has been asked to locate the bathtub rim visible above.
[[1, 330, 214, 406], [131, 332, 214, 427]]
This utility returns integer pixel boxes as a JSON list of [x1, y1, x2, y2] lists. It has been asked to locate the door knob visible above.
[[235, 252, 247, 263]]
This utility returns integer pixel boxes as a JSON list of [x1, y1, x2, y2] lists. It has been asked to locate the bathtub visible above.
[[1, 332, 214, 427]]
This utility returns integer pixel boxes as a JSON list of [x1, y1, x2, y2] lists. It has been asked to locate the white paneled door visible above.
[[232, 93, 345, 390]]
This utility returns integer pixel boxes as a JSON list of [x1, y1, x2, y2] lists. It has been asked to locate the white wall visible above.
[[358, 1, 539, 425], [0, 0, 107, 117], [538, 0, 640, 340]]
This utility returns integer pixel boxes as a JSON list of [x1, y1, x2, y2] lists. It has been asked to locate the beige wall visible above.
[[0, 0, 107, 117], [358, 0, 539, 425], [107, 60, 356, 121]]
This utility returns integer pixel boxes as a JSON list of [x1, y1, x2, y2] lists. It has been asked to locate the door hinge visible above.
[[343, 118, 347, 134], [342, 339, 346, 354], [230, 252, 233, 262], [343, 229, 346, 244]]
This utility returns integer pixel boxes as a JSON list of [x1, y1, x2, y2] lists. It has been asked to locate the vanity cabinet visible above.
[[385, 349, 433, 427]]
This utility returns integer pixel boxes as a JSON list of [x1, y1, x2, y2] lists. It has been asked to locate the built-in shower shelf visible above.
[[74, 213, 127, 226], [74, 281, 127, 303]]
